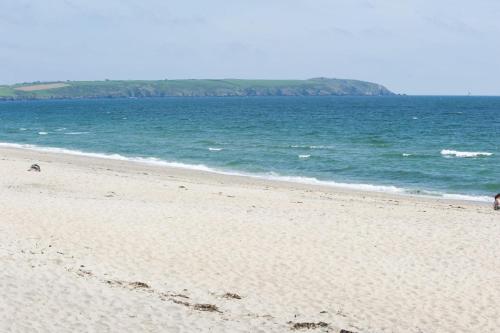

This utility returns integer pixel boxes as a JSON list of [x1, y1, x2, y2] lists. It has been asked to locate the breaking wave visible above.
[[441, 149, 493, 158]]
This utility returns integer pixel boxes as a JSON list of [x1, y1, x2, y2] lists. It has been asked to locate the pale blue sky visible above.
[[1, 0, 499, 95]]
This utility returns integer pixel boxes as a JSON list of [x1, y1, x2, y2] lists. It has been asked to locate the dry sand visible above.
[[0, 146, 499, 333]]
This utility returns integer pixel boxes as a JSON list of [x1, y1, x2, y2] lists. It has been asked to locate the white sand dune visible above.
[[0, 146, 499, 333]]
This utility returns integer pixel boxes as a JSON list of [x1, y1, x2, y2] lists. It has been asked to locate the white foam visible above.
[[402, 153, 412, 157], [263, 172, 405, 193], [38, 132, 48, 135], [291, 145, 334, 149], [441, 193, 491, 202], [298, 154, 310, 159], [64, 132, 90, 135], [0, 142, 214, 172], [208, 147, 223, 151], [310, 145, 334, 149], [19, 128, 27, 131], [0, 142, 491, 203], [441, 149, 493, 158]]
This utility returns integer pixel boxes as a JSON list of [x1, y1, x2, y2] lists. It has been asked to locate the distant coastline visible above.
[[0, 78, 393, 100]]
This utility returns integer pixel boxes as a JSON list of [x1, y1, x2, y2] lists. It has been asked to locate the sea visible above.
[[0, 96, 498, 202]]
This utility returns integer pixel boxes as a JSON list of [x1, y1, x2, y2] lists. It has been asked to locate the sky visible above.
[[1, 0, 499, 95]]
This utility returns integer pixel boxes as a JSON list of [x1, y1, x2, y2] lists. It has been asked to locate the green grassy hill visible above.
[[0, 78, 393, 100]]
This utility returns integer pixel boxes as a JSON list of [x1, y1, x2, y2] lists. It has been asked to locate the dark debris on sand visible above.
[[222, 292, 242, 300], [105, 279, 124, 286], [129, 281, 150, 289], [76, 269, 93, 277], [290, 322, 329, 330], [193, 303, 221, 313], [172, 299, 191, 307]]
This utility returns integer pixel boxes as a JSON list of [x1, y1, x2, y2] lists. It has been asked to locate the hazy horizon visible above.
[[1, 0, 499, 95]]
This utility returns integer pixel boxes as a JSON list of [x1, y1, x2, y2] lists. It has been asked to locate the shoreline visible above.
[[0, 142, 492, 204], [1, 145, 499, 332]]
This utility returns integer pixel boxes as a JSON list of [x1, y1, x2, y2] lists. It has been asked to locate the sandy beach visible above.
[[0, 146, 498, 333]]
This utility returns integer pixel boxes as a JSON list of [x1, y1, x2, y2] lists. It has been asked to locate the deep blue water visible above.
[[0, 96, 498, 200]]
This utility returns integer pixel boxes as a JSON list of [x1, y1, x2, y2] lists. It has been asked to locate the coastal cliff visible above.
[[0, 78, 393, 100]]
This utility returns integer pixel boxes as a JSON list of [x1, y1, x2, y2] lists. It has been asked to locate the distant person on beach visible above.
[[494, 194, 500, 210]]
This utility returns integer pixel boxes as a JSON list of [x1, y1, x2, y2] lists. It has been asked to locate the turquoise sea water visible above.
[[0, 96, 498, 201]]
